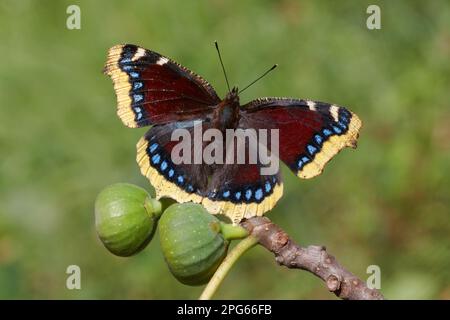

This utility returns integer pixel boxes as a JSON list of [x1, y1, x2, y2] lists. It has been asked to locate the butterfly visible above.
[[104, 44, 362, 224]]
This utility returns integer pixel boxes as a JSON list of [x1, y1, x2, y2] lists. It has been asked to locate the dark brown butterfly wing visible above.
[[104, 44, 220, 128], [240, 97, 362, 179]]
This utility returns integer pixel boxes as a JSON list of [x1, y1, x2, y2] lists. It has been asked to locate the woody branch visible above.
[[240, 217, 384, 300]]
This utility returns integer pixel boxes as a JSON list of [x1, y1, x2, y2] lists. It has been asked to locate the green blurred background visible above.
[[1, 0, 449, 299]]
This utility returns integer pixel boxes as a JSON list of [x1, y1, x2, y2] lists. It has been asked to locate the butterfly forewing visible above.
[[104, 44, 220, 128]]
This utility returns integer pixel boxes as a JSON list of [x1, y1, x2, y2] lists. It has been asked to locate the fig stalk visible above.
[[219, 222, 249, 241], [199, 235, 259, 300]]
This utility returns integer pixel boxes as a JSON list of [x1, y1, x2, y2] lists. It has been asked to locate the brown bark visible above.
[[241, 217, 384, 300]]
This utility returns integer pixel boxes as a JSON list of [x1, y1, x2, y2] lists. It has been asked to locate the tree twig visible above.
[[241, 217, 384, 300]]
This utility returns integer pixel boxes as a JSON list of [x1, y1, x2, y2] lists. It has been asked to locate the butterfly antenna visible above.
[[239, 64, 278, 94], [214, 41, 231, 92]]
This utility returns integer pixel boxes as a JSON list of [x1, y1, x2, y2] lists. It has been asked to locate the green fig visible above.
[[95, 183, 161, 257], [159, 203, 229, 286]]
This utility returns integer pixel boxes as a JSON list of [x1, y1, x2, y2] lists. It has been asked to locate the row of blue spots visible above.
[[219, 178, 278, 204], [297, 108, 353, 171], [118, 57, 145, 122], [147, 139, 194, 193], [132, 91, 144, 121], [131, 80, 144, 122]]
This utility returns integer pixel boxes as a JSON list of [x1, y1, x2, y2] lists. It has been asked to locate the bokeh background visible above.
[[1, 0, 449, 299]]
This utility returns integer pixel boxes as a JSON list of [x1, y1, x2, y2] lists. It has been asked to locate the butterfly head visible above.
[[212, 87, 240, 130], [225, 86, 239, 104]]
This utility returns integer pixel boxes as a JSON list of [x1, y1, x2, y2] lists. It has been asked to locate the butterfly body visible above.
[[211, 87, 240, 131], [104, 44, 362, 223]]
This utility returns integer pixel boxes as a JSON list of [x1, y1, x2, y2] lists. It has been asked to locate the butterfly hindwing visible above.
[[104, 44, 220, 128], [240, 98, 362, 179], [137, 119, 283, 224], [136, 120, 214, 204]]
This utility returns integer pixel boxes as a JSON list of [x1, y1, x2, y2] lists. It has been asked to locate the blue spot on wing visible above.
[[133, 82, 143, 90], [177, 175, 184, 184], [255, 189, 263, 200], [323, 128, 333, 137], [235, 191, 242, 200], [314, 134, 323, 145], [187, 184, 194, 192], [223, 190, 230, 198], [245, 189, 252, 201], [151, 154, 161, 164], [340, 115, 349, 124], [307, 144, 318, 155], [168, 169, 174, 178], [160, 161, 168, 171], [333, 125, 342, 134], [134, 94, 143, 102], [149, 143, 158, 153], [265, 182, 272, 193], [130, 72, 139, 78], [338, 120, 347, 130]]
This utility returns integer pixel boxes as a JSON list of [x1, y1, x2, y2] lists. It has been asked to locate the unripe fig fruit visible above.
[[95, 183, 161, 257], [159, 203, 229, 286]]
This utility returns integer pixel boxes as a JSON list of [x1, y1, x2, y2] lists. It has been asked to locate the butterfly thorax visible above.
[[212, 87, 240, 131]]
